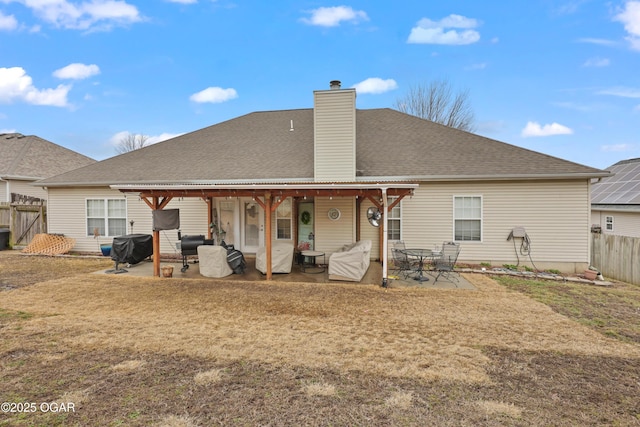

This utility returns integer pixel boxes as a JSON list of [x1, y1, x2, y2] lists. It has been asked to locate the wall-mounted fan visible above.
[[367, 207, 381, 227]]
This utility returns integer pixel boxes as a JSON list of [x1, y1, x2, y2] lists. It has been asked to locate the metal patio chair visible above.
[[391, 248, 415, 279], [432, 242, 461, 285]]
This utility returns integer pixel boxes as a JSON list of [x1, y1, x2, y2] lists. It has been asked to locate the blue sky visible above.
[[1, 1, 639, 170]]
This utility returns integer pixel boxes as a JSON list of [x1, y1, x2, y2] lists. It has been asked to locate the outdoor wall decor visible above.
[[301, 210, 311, 224], [328, 208, 341, 221]]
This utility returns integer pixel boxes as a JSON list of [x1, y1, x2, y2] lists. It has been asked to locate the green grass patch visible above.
[[0, 308, 34, 321], [493, 275, 640, 344]]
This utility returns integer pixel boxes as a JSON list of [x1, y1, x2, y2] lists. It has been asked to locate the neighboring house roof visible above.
[[38, 108, 607, 187], [591, 157, 640, 208], [0, 133, 96, 181]]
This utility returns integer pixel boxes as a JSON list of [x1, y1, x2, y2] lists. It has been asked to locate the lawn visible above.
[[1, 251, 639, 426]]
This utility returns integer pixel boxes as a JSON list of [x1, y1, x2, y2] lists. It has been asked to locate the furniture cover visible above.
[[255, 242, 294, 274], [197, 245, 233, 278], [328, 240, 372, 282], [110, 234, 153, 265]]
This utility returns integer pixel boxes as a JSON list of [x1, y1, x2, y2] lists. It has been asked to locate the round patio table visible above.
[[402, 248, 433, 282], [301, 250, 326, 274]]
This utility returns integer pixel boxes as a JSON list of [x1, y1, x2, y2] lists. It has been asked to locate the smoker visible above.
[[178, 233, 213, 273]]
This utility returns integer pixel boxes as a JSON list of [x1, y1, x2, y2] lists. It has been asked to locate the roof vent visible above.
[[329, 80, 341, 90]]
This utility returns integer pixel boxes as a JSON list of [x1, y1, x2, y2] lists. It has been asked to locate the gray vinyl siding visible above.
[[3, 179, 47, 201], [400, 180, 590, 270], [359, 199, 381, 259], [0, 181, 6, 202], [313, 89, 356, 182], [314, 197, 355, 258], [591, 209, 640, 238], [47, 187, 207, 254]]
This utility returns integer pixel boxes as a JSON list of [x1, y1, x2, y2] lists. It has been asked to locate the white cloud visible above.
[[614, 1, 640, 50], [1, 128, 17, 133], [7, 0, 142, 31], [146, 132, 183, 145], [0, 67, 70, 107], [189, 86, 238, 103], [583, 57, 610, 67], [597, 86, 640, 98], [109, 131, 183, 147], [576, 37, 617, 46], [601, 143, 636, 152], [301, 6, 368, 27], [0, 11, 18, 31], [53, 63, 100, 80], [351, 78, 398, 94], [521, 121, 573, 137], [408, 14, 480, 45]]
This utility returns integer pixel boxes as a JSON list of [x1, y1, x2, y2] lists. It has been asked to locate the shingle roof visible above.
[[591, 157, 640, 205], [38, 108, 606, 187], [0, 133, 95, 180]]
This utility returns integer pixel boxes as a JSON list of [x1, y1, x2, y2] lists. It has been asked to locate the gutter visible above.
[[40, 171, 610, 188], [110, 182, 420, 191]]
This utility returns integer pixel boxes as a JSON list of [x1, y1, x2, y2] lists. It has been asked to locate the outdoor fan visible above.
[[366, 207, 381, 227]]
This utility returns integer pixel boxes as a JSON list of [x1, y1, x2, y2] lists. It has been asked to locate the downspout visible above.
[[381, 188, 389, 288]]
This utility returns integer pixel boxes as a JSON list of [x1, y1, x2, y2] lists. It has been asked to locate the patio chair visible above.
[[432, 242, 461, 285], [391, 248, 415, 279], [393, 240, 407, 251]]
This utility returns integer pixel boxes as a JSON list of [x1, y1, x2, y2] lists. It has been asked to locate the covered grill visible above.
[[179, 234, 213, 272], [106, 234, 153, 274]]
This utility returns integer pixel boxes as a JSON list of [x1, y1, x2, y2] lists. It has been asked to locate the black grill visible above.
[[180, 234, 213, 272]]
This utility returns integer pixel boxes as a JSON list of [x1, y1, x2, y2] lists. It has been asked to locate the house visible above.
[[37, 81, 608, 282], [1, 133, 95, 202], [591, 158, 640, 238]]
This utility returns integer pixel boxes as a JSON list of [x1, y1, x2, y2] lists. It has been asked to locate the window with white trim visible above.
[[276, 198, 292, 240], [87, 199, 127, 237], [454, 196, 482, 241], [387, 197, 401, 241], [605, 216, 614, 231]]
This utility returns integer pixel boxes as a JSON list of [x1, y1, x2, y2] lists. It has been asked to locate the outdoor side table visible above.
[[301, 250, 326, 273]]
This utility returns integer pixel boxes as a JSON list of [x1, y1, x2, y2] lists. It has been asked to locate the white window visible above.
[[605, 216, 614, 231], [276, 198, 292, 240], [87, 199, 127, 237], [387, 197, 401, 241], [454, 196, 482, 241]]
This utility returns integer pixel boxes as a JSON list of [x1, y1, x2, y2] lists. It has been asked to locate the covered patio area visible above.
[[112, 182, 419, 286], [94, 254, 476, 290]]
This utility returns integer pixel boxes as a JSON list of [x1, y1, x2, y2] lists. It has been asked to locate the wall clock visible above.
[[328, 208, 341, 221]]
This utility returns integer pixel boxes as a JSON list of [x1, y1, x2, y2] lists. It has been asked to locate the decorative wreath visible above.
[[301, 211, 311, 225]]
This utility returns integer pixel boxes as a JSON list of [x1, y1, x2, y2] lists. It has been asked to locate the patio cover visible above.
[[111, 182, 418, 286]]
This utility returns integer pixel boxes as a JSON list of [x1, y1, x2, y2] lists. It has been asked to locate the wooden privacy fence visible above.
[[591, 232, 640, 285], [0, 193, 47, 248]]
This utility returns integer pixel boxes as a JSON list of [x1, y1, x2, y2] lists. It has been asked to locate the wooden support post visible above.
[[265, 192, 273, 280], [206, 197, 213, 240], [152, 196, 161, 278]]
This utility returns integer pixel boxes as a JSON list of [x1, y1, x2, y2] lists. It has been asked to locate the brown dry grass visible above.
[[1, 252, 640, 426]]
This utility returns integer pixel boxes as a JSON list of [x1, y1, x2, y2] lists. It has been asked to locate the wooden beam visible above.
[[128, 187, 413, 200]]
